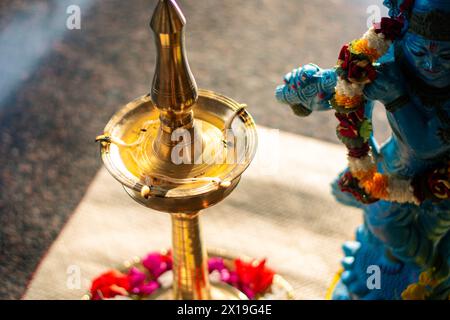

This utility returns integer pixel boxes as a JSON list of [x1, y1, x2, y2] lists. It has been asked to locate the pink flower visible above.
[[220, 269, 239, 287], [142, 252, 172, 279], [208, 257, 240, 287], [137, 281, 160, 295], [127, 267, 160, 296], [127, 267, 146, 288], [208, 257, 226, 272]]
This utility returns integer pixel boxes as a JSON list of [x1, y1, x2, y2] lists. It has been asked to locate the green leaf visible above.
[[359, 119, 373, 142]]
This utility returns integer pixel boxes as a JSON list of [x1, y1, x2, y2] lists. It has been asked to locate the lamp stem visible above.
[[171, 212, 211, 300]]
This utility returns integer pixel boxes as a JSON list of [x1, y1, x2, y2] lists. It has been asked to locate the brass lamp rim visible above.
[[99, 89, 258, 200]]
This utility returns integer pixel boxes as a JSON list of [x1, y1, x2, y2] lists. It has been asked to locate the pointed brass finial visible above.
[[97, 0, 264, 301], [150, 0, 185, 34], [150, 0, 197, 119]]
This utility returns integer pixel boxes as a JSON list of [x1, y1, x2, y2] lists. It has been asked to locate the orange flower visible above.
[[353, 167, 376, 182], [334, 92, 364, 109], [352, 169, 389, 199], [351, 39, 381, 62], [360, 172, 389, 199]]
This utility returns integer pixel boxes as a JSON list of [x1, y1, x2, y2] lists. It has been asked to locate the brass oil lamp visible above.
[[96, 0, 258, 300]]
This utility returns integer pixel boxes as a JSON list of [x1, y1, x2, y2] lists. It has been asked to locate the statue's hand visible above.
[[275, 64, 337, 116], [363, 62, 407, 106]]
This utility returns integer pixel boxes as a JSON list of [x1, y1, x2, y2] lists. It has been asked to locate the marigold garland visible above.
[[333, 10, 421, 205], [331, 0, 449, 300], [334, 4, 450, 206]]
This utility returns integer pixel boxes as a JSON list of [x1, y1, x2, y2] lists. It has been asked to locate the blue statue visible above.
[[276, 0, 450, 300]]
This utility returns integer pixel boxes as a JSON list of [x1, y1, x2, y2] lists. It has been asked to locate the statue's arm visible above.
[[275, 64, 337, 116]]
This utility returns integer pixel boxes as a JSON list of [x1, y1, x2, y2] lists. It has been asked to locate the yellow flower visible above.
[[351, 39, 381, 62]]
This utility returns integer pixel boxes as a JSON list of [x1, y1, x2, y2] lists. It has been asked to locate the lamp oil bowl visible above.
[[95, 0, 292, 300], [99, 90, 257, 214]]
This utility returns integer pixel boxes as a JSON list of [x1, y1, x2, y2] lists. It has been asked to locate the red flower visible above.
[[338, 45, 351, 69], [374, 17, 404, 40], [348, 61, 376, 82], [427, 166, 450, 200], [235, 259, 275, 299], [90, 270, 131, 300], [335, 108, 365, 139], [336, 114, 359, 138], [347, 61, 363, 80], [338, 171, 379, 204], [365, 64, 377, 81], [339, 172, 364, 201], [338, 44, 376, 82], [348, 144, 370, 158]]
